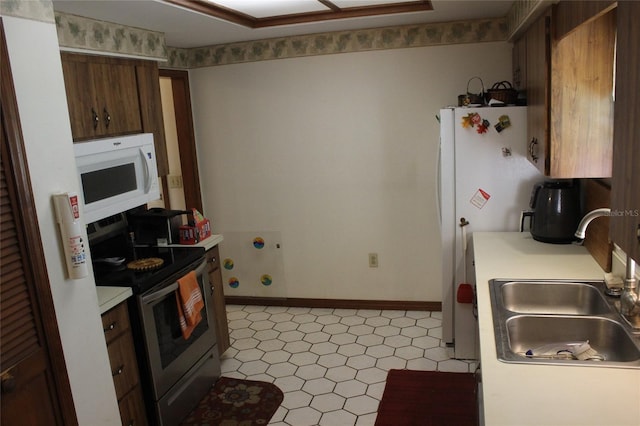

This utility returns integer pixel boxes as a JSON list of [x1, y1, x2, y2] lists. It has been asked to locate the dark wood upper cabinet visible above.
[[61, 53, 169, 176], [610, 1, 640, 263], [514, 2, 616, 178]]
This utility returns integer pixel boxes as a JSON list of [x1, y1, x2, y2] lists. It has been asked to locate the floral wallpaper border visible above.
[[9, 1, 542, 68], [0, 0, 54, 23], [55, 12, 167, 60], [167, 17, 508, 69]]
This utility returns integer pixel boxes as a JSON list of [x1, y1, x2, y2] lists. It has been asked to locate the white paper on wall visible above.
[[219, 231, 286, 297]]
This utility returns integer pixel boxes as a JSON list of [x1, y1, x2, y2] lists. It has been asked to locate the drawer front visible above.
[[107, 332, 140, 400], [119, 386, 148, 426], [102, 302, 131, 344], [206, 246, 220, 272]]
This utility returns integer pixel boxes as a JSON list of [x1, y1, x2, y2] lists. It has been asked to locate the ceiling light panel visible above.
[[331, 0, 423, 7], [208, 0, 330, 18]]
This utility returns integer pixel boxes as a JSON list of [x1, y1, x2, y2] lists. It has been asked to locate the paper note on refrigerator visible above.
[[470, 188, 491, 209]]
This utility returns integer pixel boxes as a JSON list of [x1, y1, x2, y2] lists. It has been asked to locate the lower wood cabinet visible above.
[[101, 302, 147, 426], [206, 246, 231, 355]]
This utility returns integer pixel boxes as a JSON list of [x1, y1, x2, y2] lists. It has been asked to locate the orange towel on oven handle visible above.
[[176, 271, 204, 340]]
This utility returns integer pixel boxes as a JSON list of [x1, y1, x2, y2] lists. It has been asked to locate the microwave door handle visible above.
[[142, 282, 179, 305], [140, 147, 152, 193]]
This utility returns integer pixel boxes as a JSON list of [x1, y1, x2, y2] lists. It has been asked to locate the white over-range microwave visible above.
[[74, 133, 160, 224]]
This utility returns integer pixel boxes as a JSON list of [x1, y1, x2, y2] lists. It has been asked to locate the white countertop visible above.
[[96, 286, 133, 314], [166, 234, 223, 251], [474, 232, 640, 426]]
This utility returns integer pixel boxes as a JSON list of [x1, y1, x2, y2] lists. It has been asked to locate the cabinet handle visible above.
[[103, 108, 111, 128], [1, 369, 16, 394], [91, 108, 99, 130], [127, 421, 135, 426], [208, 257, 216, 263], [104, 321, 117, 333], [112, 365, 125, 377], [528, 137, 539, 163]]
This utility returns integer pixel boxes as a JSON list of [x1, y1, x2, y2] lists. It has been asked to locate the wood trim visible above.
[[0, 20, 77, 425], [554, 0, 616, 40], [159, 69, 203, 212], [583, 179, 613, 272], [225, 296, 441, 312], [164, 0, 432, 28]]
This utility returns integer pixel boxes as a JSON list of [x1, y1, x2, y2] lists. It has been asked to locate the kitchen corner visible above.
[[474, 232, 640, 426]]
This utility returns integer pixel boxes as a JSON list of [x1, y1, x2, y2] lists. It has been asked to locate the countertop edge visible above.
[[166, 234, 224, 251], [96, 286, 133, 314]]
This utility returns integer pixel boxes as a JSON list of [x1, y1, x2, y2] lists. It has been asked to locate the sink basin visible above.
[[506, 315, 640, 363], [490, 279, 640, 369], [501, 281, 611, 315]]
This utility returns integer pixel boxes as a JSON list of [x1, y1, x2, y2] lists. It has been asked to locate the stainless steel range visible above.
[[89, 213, 220, 425]]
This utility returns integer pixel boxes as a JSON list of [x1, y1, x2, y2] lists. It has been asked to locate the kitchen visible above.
[[1, 0, 639, 425]]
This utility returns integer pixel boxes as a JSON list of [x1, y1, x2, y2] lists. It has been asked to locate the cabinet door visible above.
[[61, 54, 143, 141], [611, 1, 640, 263], [550, 8, 615, 178], [136, 62, 169, 176], [207, 247, 230, 355], [118, 387, 148, 426], [92, 62, 142, 137], [61, 57, 100, 140], [524, 11, 550, 175]]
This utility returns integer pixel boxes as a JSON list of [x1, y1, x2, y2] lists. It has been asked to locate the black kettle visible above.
[[521, 180, 581, 244]]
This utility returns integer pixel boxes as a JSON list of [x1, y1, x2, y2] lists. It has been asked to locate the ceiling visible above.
[[52, 0, 515, 49]]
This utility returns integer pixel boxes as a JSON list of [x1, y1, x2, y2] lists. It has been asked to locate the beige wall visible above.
[[190, 42, 513, 302]]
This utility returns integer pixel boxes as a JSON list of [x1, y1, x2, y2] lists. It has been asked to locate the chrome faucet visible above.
[[574, 208, 611, 241], [574, 208, 640, 321], [620, 257, 639, 318]]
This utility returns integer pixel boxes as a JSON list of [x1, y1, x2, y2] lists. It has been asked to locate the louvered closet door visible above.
[[0, 20, 75, 423], [0, 122, 63, 425]]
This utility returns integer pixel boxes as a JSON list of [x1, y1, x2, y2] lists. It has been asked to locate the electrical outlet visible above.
[[369, 253, 378, 268], [168, 175, 183, 189]]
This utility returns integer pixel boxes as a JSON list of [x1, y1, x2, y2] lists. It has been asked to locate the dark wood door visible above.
[[611, 1, 640, 263], [524, 10, 550, 175], [0, 21, 77, 425]]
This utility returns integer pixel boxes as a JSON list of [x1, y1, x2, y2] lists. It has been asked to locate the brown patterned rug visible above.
[[375, 369, 478, 426], [180, 377, 284, 426]]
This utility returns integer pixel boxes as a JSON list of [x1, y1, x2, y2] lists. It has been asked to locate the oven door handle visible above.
[[140, 259, 207, 305], [142, 282, 179, 304]]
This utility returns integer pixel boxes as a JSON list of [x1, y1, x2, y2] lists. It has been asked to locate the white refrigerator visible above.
[[439, 106, 541, 359]]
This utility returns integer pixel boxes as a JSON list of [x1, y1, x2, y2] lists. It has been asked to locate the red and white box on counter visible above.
[[179, 209, 212, 245]]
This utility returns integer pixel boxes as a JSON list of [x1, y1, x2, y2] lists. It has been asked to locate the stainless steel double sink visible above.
[[490, 280, 640, 368]]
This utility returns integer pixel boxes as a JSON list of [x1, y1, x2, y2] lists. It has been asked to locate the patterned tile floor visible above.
[[219, 305, 477, 426]]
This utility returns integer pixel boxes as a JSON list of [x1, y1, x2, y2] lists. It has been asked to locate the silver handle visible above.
[[91, 108, 99, 130], [112, 365, 125, 376], [103, 322, 117, 333], [103, 107, 111, 128], [528, 137, 539, 163], [142, 281, 179, 304], [141, 259, 207, 304]]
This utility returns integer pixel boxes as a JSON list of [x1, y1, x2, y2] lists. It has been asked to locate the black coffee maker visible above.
[[521, 180, 581, 244]]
